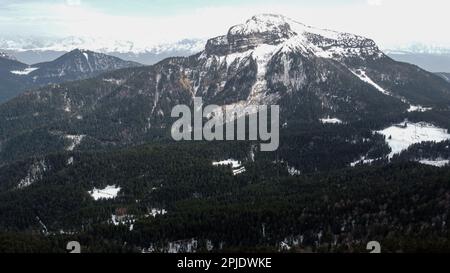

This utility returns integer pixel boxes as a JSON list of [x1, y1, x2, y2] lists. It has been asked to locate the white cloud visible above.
[[367, 0, 383, 6], [1, 0, 450, 49], [66, 0, 81, 6]]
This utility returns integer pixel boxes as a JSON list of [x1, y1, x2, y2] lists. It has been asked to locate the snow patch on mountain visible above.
[[17, 160, 48, 189], [111, 214, 135, 231], [83, 52, 89, 61], [418, 159, 449, 167], [142, 238, 201, 253], [438, 73, 450, 82], [65, 134, 85, 151], [407, 105, 433, 112], [103, 78, 125, 85], [349, 69, 432, 112], [320, 117, 343, 124], [63, 93, 72, 112], [350, 69, 390, 95], [350, 156, 378, 167], [0, 51, 17, 60], [212, 159, 246, 175], [88, 185, 121, 200], [146, 208, 168, 218], [10, 67, 38, 75], [287, 165, 301, 176], [67, 156, 74, 165], [376, 121, 450, 159], [212, 159, 242, 168], [249, 44, 279, 103], [218, 50, 253, 71]]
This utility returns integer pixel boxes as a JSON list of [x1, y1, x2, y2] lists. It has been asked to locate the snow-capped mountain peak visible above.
[[229, 14, 296, 38], [1, 14, 450, 169], [192, 14, 441, 115], [229, 14, 342, 41], [206, 14, 382, 61]]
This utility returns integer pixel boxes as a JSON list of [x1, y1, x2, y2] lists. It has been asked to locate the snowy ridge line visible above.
[[349, 68, 432, 112], [209, 14, 384, 62]]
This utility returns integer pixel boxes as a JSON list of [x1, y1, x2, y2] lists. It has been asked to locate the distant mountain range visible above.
[[385, 44, 450, 73], [0, 49, 141, 103], [386, 44, 450, 55], [387, 52, 450, 73], [4, 36, 450, 74], [0, 36, 205, 65]]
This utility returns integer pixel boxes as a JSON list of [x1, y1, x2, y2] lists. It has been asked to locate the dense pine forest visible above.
[[0, 136, 449, 253]]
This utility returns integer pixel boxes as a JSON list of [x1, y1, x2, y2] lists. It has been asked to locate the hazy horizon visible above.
[[1, 0, 450, 49]]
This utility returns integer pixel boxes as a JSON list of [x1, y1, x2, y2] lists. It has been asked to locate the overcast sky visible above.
[[0, 0, 449, 48]]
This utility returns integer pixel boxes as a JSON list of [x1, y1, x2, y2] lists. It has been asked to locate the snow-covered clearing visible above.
[[376, 121, 450, 159], [212, 159, 246, 175], [88, 185, 121, 200]]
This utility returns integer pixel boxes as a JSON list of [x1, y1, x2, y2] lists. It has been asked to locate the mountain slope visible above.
[[1, 14, 450, 164], [0, 52, 29, 103], [0, 49, 141, 104], [26, 49, 141, 86], [436, 72, 450, 82]]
